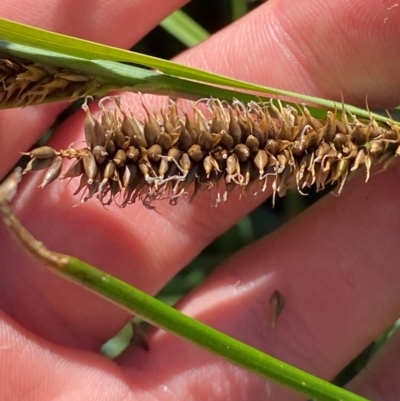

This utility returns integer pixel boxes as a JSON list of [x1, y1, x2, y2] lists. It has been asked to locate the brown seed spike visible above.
[[179, 153, 191, 174], [20, 96, 400, 208], [122, 163, 138, 189], [219, 131, 234, 150], [123, 115, 147, 148], [105, 137, 116, 156], [210, 106, 227, 134], [226, 154, 238, 182], [161, 108, 175, 135], [145, 144, 163, 161], [185, 113, 199, 143], [178, 125, 193, 151], [158, 158, 170, 178], [203, 155, 220, 177], [104, 160, 116, 180]]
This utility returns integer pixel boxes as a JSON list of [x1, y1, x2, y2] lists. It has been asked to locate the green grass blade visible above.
[[61, 255, 369, 401], [0, 17, 394, 126], [160, 9, 210, 47], [0, 170, 372, 401]]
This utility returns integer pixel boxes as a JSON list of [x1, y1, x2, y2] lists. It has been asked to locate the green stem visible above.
[[63, 256, 370, 401], [0, 170, 371, 401]]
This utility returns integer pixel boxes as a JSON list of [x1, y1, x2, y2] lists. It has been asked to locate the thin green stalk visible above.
[[66, 256, 370, 401], [0, 170, 371, 401]]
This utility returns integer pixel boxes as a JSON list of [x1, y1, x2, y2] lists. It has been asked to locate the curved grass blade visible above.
[[0, 169, 371, 401]]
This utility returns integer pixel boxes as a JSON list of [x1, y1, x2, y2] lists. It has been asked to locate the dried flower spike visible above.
[[0, 55, 98, 107], [22, 97, 400, 208]]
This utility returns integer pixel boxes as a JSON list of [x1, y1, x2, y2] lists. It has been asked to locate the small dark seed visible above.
[[198, 131, 214, 151], [245, 135, 260, 153], [233, 144, 250, 162], [92, 145, 108, 164], [179, 153, 191, 172], [104, 160, 116, 180], [144, 113, 161, 146], [60, 158, 83, 179], [39, 156, 63, 188], [82, 153, 97, 184], [146, 144, 163, 161], [254, 150, 268, 174], [28, 146, 56, 160], [113, 149, 126, 168], [158, 132, 173, 151], [125, 146, 140, 161], [23, 157, 53, 174], [188, 144, 204, 162]]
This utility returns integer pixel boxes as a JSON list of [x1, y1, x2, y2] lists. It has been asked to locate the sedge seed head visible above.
[[21, 97, 400, 208]]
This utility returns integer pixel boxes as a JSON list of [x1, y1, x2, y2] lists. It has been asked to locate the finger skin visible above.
[[1, 0, 400, 400], [0, 311, 146, 401]]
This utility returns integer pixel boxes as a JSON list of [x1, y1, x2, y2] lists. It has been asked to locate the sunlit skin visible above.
[[1, 0, 400, 400]]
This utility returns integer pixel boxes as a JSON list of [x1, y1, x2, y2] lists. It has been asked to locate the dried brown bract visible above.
[[0, 55, 98, 106], [22, 97, 400, 207]]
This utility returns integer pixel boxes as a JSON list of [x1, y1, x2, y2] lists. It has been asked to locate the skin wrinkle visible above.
[[0, 313, 143, 401], [268, 0, 400, 104], [266, 6, 319, 92]]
